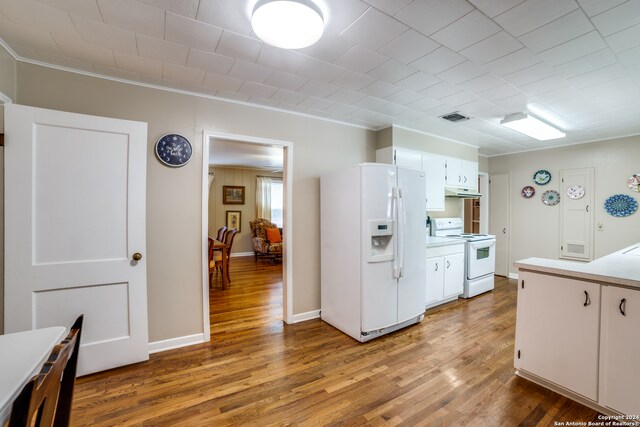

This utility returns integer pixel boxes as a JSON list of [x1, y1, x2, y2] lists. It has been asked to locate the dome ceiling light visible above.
[[251, 0, 325, 49]]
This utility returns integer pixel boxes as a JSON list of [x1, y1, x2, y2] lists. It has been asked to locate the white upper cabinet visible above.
[[376, 147, 421, 170], [445, 158, 478, 189], [422, 153, 446, 211]]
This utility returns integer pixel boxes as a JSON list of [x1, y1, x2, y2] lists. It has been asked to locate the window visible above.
[[270, 179, 283, 227]]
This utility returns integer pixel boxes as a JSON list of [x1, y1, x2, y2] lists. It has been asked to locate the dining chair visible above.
[[214, 229, 238, 285], [215, 226, 228, 242], [9, 315, 84, 427]]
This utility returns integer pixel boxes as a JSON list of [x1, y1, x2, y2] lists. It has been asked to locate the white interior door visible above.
[[560, 168, 594, 261], [489, 174, 509, 277], [4, 104, 148, 376]]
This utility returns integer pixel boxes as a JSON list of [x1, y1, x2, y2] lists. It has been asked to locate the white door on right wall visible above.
[[489, 174, 509, 277], [560, 168, 594, 261]]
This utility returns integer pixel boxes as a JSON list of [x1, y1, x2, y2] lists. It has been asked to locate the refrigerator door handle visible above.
[[397, 187, 405, 278], [392, 187, 401, 279]]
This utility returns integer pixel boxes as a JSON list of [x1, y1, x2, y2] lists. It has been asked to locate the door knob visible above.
[[132, 252, 143, 261]]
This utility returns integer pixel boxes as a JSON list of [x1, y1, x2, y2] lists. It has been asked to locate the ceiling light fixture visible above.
[[251, 0, 325, 49], [500, 112, 566, 141]]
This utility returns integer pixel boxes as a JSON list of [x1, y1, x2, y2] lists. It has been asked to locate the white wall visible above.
[[13, 62, 375, 342], [489, 137, 640, 275]]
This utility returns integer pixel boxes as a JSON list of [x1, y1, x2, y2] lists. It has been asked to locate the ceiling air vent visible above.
[[440, 112, 470, 123]]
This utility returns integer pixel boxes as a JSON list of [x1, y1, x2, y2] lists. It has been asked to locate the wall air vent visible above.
[[440, 112, 470, 123]]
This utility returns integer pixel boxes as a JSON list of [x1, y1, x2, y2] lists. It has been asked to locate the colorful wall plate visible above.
[[628, 174, 640, 192], [521, 186, 535, 198], [542, 190, 560, 206], [566, 185, 585, 200], [533, 170, 551, 185], [604, 194, 638, 217]]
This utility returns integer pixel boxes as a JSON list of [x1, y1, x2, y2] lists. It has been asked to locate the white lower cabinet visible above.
[[426, 243, 464, 309], [515, 272, 600, 400], [600, 286, 640, 415], [515, 271, 640, 415]]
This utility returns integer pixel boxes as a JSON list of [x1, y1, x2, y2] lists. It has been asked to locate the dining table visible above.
[[211, 239, 230, 289], [0, 326, 67, 425]]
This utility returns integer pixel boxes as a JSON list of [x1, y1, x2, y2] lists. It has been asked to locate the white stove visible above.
[[431, 218, 496, 298]]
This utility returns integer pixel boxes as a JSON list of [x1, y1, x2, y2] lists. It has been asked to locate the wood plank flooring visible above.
[[71, 257, 601, 426]]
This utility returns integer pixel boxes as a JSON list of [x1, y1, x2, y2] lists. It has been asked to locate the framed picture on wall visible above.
[[226, 210, 241, 232], [223, 185, 245, 204]]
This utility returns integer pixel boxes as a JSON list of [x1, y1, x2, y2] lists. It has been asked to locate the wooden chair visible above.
[[215, 226, 228, 242], [214, 229, 238, 285], [9, 315, 84, 427]]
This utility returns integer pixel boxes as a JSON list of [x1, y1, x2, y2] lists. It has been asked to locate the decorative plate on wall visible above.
[[628, 174, 640, 192], [566, 185, 585, 200], [521, 186, 535, 198], [542, 190, 560, 206], [533, 170, 551, 185], [604, 194, 638, 217]]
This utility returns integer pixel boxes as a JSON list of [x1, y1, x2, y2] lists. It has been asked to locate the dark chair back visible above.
[[9, 315, 84, 427], [215, 226, 228, 242]]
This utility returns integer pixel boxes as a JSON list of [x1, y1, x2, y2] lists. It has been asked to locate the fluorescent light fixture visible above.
[[500, 112, 566, 140], [251, 0, 324, 49]]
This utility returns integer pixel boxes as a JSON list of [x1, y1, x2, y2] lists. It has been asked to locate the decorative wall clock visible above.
[[155, 134, 192, 167], [566, 185, 585, 200]]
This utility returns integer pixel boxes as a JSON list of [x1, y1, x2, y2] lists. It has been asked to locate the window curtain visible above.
[[256, 176, 272, 220]]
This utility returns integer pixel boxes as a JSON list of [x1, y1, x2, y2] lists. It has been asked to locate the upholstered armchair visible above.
[[249, 218, 283, 262]]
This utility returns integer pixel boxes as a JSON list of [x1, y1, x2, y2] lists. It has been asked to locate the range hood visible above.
[[445, 188, 482, 198]]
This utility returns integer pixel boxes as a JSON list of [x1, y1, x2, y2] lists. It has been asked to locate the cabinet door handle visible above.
[[446, 260, 450, 269], [586, 205, 590, 212], [583, 290, 591, 307], [619, 298, 627, 316], [464, 176, 467, 183], [459, 175, 462, 182], [503, 228, 506, 234], [435, 262, 438, 272]]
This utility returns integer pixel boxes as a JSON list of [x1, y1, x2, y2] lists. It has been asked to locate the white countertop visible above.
[[426, 236, 465, 248], [0, 326, 66, 424], [515, 243, 640, 289]]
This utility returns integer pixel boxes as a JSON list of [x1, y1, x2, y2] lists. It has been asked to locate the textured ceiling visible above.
[[1, 0, 640, 156]]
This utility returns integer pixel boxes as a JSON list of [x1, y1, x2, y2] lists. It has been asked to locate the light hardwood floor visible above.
[[72, 257, 601, 426]]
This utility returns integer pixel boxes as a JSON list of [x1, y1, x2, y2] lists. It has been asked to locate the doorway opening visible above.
[[463, 172, 489, 234], [201, 132, 293, 342]]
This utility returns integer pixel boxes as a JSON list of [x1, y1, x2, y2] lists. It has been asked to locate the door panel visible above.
[[489, 174, 509, 276], [361, 164, 397, 331], [601, 286, 640, 415], [515, 272, 600, 400], [396, 167, 426, 323], [560, 168, 594, 260], [443, 253, 464, 298], [4, 104, 148, 376], [426, 257, 444, 306]]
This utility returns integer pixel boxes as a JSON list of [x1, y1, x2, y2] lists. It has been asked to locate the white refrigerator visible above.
[[320, 163, 426, 342]]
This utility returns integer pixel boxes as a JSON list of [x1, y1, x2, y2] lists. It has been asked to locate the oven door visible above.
[[467, 239, 496, 279]]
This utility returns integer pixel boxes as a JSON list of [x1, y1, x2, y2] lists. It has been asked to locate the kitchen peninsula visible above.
[[514, 243, 640, 417]]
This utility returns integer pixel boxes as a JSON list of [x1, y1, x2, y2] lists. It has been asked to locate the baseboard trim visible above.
[[291, 309, 320, 323], [148, 333, 205, 354], [230, 251, 254, 258], [508, 272, 519, 280]]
